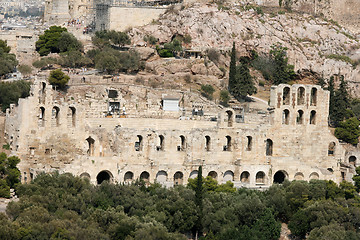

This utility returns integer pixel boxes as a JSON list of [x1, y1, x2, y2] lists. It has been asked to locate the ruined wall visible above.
[[4, 77, 356, 188]]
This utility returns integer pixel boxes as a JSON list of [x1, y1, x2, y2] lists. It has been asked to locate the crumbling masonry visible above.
[[4, 77, 358, 188]]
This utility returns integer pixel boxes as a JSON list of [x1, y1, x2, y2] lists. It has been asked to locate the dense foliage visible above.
[[0, 152, 21, 198], [0, 80, 31, 112], [0, 39, 18, 78], [94, 30, 131, 47], [157, 39, 182, 58], [228, 43, 257, 100], [1, 172, 360, 240], [35, 26, 82, 56], [48, 69, 70, 90]]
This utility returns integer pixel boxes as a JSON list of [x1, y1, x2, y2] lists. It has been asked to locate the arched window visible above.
[[226, 110, 233, 127], [124, 171, 134, 183], [297, 87, 305, 105], [157, 135, 164, 151], [39, 107, 45, 127], [283, 87, 290, 105], [256, 171, 265, 183], [240, 171, 250, 183], [328, 142, 335, 156], [140, 171, 150, 182], [282, 109, 290, 125], [349, 156, 356, 166], [310, 88, 317, 106], [189, 170, 198, 179], [135, 135, 143, 151], [273, 170, 287, 183], [80, 172, 90, 180], [310, 110, 316, 125], [205, 136, 211, 152], [296, 110, 304, 124], [52, 106, 60, 127], [294, 172, 304, 180], [96, 170, 112, 184], [178, 135, 186, 151], [156, 171, 168, 183], [246, 136, 252, 151], [86, 137, 95, 156], [224, 136, 232, 151], [174, 171, 184, 185], [309, 172, 319, 180], [208, 171, 218, 180], [68, 107, 76, 127], [266, 139, 273, 156], [223, 170, 234, 182]]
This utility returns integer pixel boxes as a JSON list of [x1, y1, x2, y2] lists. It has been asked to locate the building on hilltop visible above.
[[4, 76, 358, 188]]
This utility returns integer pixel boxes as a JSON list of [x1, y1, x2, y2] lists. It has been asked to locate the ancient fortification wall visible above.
[[4, 77, 357, 188]]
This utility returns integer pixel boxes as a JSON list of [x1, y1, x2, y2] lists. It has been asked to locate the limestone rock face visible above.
[[130, 4, 360, 96], [136, 47, 156, 61]]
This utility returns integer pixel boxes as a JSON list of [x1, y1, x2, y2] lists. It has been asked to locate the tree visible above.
[[0, 40, 18, 78], [0, 80, 31, 112], [228, 42, 236, 92], [200, 84, 215, 100], [35, 26, 68, 56], [57, 31, 83, 53], [219, 90, 230, 107], [330, 75, 351, 126], [353, 166, 360, 192], [0, 40, 11, 53], [0, 152, 21, 198], [48, 69, 70, 90], [17, 64, 32, 77], [230, 61, 257, 100], [194, 166, 204, 237], [269, 43, 296, 85], [334, 117, 360, 145]]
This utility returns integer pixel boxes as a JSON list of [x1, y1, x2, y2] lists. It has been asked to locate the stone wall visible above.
[[4, 77, 357, 188]]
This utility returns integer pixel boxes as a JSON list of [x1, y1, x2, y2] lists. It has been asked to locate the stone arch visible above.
[[256, 171, 265, 183], [294, 172, 304, 180], [80, 172, 90, 180], [156, 170, 168, 183], [189, 170, 198, 179], [266, 139, 273, 156], [124, 171, 134, 183], [208, 171, 218, 180], [86, 137, 95, 156], [157, 135, 165, 151], [282, 109, 290, 125], [328, 142, 336, 156], [310, 87, 317, 106], [296, 110, 304, 124], [68, 106, 76, 127], [309, 172, 319, 180], [174, 171, 183, 185], [140, 171, 150, 182], [349, 156, 356, 166], [273, 170, 288, 184], [178, 135, 186, 151], [205, 135, 211, 151], [224, 136, 232, 151], [240, 171, 250, 183], [96, 170, 113, 184], [297, 87, 305, 105], [223, 170, 234, 181], [283, 87, 290, 105], [225, 110, 233, 127], [135, 135, 143, 151], [310, 110, 316, 125], [39, 107, 45, 127], [52, 106, 60, 126]]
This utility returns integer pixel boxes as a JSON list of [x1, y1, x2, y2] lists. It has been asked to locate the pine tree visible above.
[[330, 75, 351, 126], [228, 42, 236, 93]]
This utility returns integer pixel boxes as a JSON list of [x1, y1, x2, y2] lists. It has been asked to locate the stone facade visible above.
[[4, 77, 358, 188]]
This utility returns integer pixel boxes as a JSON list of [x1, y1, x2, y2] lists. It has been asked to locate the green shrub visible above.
[[48, 69, 70, 90], [200, 84, 215, 100], [220, 90, 230, 107], [0, 80, 31, 112], [334, 117, 360, 145]]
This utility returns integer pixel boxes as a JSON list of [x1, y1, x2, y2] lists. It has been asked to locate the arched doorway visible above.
[[124, 171, 134, 183], [156, 171, 168, 183], [208, 171, 218, 180], [96, 170, 112, 184], [80, 172, 90, 180], [223, 170, 234, 182], [174, 171, 183, 185], [240, 171, 250, 183], [140, 171, 150, 182], [273, 170, 287, 184]]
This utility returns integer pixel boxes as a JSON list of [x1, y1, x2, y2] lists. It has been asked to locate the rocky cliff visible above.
[[130, 3, 360, 96]]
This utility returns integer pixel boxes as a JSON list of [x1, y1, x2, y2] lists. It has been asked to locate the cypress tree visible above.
[[228, 42, 236, 93], [329, 75, 351, 126], [194, 165, 203, 237], [232, 60, 257, 100]]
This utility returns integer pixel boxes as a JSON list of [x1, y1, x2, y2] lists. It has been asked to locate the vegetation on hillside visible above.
[[0, 152, 20, 198], [0, 40, 18, 78], [48, 69, 70, 90], [0, 81, 31, 112]]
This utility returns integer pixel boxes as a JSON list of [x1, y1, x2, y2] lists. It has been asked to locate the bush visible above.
[[17, 65, 32, 76], [334, 117, 360, 145], [32, 57, 58, 69], [35, 26, 68, 56], [207, 48, 220, 63], [200, 84, 215, 100], [48, 69, 70, 90], [0, 40, 18, 77], [143, 35, 158, 45], [220, 90, 230, 107], [0, 80, 31, 112]]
